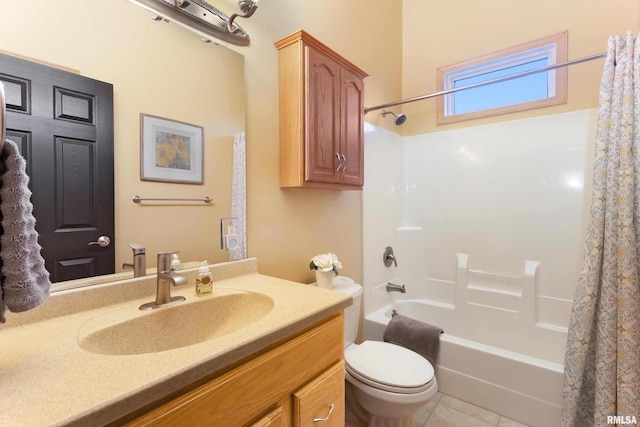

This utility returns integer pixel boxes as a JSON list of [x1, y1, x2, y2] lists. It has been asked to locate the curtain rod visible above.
[[363, 52, 607, 114]]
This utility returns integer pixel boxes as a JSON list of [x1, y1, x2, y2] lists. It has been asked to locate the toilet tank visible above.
[[331, 276, 363, 348]]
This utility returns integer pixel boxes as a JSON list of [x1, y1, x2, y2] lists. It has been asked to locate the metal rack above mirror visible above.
[[127, 0, 259, 46]]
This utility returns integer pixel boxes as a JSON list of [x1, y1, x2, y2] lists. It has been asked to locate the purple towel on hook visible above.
[[383, 314, 443, 366]]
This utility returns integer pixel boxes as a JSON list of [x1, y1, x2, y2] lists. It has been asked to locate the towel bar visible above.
[[132, 195, 212, 204]]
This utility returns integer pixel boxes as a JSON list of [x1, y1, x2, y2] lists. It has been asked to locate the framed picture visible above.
[[140, 114, 204, 184]]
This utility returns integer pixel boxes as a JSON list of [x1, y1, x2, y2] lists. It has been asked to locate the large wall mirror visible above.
[[0, 0, 246, 291]]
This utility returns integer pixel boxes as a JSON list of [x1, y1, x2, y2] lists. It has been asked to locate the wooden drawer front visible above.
[[125, 314, 343, 426], [293, 361, 345, 427], [249, 405, 285, 427]]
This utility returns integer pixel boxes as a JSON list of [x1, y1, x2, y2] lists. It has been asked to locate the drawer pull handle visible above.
[[313, 403, 335, 423], [335, 153, 342, 171]]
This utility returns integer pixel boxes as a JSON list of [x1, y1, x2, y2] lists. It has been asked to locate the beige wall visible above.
[[401, 0, 640, 135], [234, 0, 403, 283], [0, 0, 403, 286], [242, 0, 640, 282], [8, 1, 637, 287]]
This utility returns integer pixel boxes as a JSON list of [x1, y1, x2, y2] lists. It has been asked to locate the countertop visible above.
[[0, 258, 351, 427]]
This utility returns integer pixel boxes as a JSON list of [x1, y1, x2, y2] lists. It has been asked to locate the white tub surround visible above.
[[362, 234, 569, 427], [362, 110, 599, 427], [364, 110, 597, 328], [370, 244, 569, 364], [0, 258, 350, 427]]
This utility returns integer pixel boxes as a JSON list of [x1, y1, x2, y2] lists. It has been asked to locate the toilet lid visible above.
[[345, 341, 434, 392]]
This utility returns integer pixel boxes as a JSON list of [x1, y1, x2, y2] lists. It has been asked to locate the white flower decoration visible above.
[[310, 253, 342, 275]]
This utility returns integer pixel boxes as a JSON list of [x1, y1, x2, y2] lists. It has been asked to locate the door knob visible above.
[[88, 236, 111, 247]]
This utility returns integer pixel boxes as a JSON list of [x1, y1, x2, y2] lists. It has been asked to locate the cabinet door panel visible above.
[[340, 68, 365, 186], [305, 47, 341, 184], [250, 406, 285, 427], [293, 362, 345, 427]]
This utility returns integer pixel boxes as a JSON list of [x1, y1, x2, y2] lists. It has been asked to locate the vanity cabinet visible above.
[[276, 30, 368, 190], [122, 313, 344, 426]]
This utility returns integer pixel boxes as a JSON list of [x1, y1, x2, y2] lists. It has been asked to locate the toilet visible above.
[[332, 277, 438, 427]]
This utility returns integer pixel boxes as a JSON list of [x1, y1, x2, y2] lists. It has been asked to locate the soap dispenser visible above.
[[196, 261, 213, 296], [171, 253, 183, 270]]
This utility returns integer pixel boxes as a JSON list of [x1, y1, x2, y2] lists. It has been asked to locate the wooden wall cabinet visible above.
[[122, 314, 344, 427], [276, 30, 368, 190]]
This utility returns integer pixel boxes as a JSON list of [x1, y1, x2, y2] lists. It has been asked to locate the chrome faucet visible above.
[[386, 282, 406, 293], [139, 252, 187, 310], [123, 243, 146, 277]]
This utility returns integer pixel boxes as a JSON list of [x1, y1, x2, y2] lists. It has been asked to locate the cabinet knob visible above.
[[340, 154, 347, 171], [335, 153, 344, 172], [313, 403, 335, 423]]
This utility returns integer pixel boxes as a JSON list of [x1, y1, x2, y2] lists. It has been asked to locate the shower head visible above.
[[382, 110, 407, 126]]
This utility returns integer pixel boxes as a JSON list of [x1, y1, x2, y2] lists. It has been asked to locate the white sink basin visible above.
[[78, 290, 274, 355]]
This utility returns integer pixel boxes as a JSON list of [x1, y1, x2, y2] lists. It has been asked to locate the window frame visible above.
[[437, 32, 568, 125]]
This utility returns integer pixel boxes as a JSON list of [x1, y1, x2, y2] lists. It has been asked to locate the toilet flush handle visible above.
[[313, 403, 335, 423]]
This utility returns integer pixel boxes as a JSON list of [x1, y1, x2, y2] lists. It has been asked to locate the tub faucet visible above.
[[139, 252, 187, 310], [123, 243, 146, 277], [386, 282, 406, 293]]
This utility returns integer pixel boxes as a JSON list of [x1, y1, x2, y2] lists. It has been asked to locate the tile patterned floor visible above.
[[346, 392, 530, 427]]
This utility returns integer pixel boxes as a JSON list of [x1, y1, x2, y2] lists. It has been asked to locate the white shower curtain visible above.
[[562, 33, 640, 426], [229, 132, 247, 261]]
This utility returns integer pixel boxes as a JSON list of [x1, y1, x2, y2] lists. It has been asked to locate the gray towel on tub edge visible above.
[[383, 314, 443, 366]]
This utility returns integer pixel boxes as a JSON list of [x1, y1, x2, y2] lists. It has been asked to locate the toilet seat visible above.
[[345, 341, 434, 394]]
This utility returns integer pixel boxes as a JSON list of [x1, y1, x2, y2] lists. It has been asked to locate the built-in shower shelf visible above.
[[466, 284, 522, 297]]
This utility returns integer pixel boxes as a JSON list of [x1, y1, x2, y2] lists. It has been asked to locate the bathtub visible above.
[[364, 300, 564, 427]]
